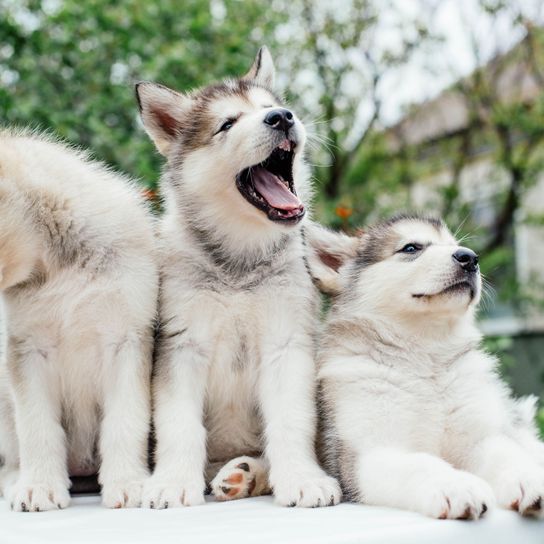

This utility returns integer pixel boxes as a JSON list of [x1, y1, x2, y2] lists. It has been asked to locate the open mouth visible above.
[[236, 139, 305, 224], [413, 280, 475, 300]]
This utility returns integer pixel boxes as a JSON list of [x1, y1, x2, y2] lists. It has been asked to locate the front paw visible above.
[[101, 480, 143, 509], [416, 472, 494, 520], [272, 470, 341, 507], [141, 477, 205, 509], [494, 469, 544, 518], [6, 481, 70, 512]]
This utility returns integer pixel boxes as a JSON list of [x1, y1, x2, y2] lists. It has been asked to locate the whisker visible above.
[[453, 214, 471, 240], [456, 231, 479, 245], [479, 275, 496, 312]]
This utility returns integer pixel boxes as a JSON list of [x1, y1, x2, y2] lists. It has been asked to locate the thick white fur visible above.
[[138, 48, 340, 508], [0, 131, 158, 511], [0, 295, 17, 493], [316, 217, 544, 519]]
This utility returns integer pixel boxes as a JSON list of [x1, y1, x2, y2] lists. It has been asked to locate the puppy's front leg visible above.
[[99, 334, 152, 508], [467, 435, 544, 518], [259, 336, 340, 507], [357, 448, 494, 519], [0, 372, 19, 495], [6, 346, 70, 512], [142, 327, 209, 509]]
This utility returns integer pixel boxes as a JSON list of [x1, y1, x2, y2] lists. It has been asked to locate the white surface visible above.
[[0, 495, 542, 544]]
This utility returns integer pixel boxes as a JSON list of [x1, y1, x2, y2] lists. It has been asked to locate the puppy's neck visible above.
[[163, 180, 302, 268], [390, 310, 480, 345], [328, 302, 481, 367]]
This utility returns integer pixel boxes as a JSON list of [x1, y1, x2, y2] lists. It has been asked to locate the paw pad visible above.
[[211, 457, 269, 502]]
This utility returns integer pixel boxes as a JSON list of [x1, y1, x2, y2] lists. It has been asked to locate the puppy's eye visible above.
[[399, 243, 422, 254], [217, 119, 235, 134]]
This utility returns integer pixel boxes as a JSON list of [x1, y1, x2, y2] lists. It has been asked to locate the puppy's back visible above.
[[0, 130, 156, 281]]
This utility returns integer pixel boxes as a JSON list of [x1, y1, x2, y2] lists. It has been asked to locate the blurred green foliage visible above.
[[538, 407, 544, 437], [0, 0, 285, 188]]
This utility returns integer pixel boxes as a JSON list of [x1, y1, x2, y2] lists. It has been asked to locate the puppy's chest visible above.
[[204, 319, 263, 459], [387, 372, 449, 449], [394, 367, 483, 452], [208, 318, 261, 377], [349, 360, 452, 451]]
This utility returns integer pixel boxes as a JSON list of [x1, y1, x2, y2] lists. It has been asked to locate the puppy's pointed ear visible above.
[[135, 82, 190, 155], [304, 222, 360, 296], [243, 46, 275, 89]]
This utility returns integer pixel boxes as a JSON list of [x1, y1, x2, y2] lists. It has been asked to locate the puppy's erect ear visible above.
[[304, 222, 360, 296], [242, 46, 275, 89], [135, 82, 190, 155]]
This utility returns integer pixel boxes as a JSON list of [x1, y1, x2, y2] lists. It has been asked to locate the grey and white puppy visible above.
[[311, 215, 544, 519], [136, 47, 340, 508], [0, 131, 158, 511]]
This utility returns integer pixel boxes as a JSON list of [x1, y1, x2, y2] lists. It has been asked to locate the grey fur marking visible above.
[[185, 215, 292, 287]]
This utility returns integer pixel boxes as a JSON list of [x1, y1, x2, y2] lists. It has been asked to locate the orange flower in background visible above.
[[141, 188, 157, 201], [335, 205, 353, 220]]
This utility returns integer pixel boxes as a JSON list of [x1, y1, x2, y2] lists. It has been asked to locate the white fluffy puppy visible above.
[[0, 131, 158, 511], [136, 47, 340, 508], [312, 215, 544, 519], [0, 294, 16, 494]]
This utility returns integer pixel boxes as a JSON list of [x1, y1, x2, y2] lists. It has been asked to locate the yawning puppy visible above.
[[311, 215, 544, 519], [136, 47, 340, 508]]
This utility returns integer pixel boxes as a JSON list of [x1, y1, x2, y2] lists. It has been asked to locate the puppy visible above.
[[136, 47, 340, 508], [0, 130, 158, 511], [0, 294, 17, 494], [311, 215, 544, 519]]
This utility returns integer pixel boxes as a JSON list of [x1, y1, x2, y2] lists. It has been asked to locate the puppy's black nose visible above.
[[452, 247, 479, 272], [264, 108, 294, 132]]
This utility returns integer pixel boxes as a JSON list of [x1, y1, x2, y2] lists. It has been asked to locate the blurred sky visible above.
[[378, 0, 543, 124]]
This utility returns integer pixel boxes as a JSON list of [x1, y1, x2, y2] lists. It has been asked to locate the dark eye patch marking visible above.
[[354, 229, 395, 269]]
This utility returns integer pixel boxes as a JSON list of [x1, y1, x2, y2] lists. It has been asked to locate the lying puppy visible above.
[[136, 47, 340, 508], [311, 215, 544, 519], [0, 131, 158, 511]]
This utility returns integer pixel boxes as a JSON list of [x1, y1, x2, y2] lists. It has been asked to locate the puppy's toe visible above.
[[142, 479, 205, 509], [273, 471, 341, 508], [523, 496, 543, 517], [497, 470, 544, 519], [7, 481, 70, 512], [102, 480, 143, 509], [419, 472, 494, 520]]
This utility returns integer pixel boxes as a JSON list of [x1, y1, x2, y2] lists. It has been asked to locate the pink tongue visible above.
[[252, 167, 302, 211]]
